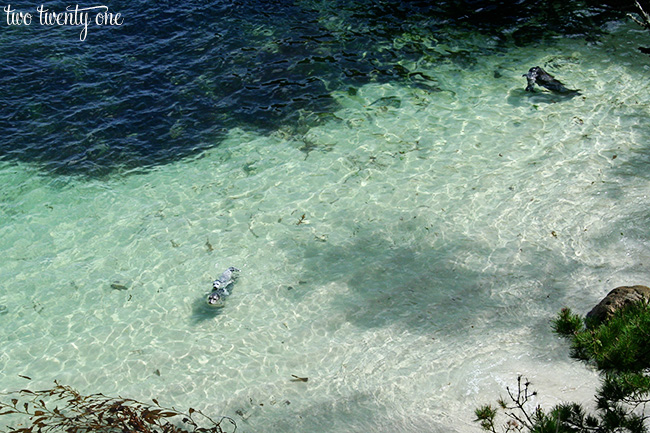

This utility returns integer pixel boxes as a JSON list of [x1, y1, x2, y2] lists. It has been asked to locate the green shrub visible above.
[[552, 307, 584, 337], [475, 301, 650, 433], [566, 301, 650, 371]]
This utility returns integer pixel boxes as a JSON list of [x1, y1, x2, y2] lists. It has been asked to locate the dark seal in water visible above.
[[523, 66, 579, 94]]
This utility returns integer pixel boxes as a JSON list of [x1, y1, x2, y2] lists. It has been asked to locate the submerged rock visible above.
[[110, 282, 129, 291], [586, 285, 650, 326]]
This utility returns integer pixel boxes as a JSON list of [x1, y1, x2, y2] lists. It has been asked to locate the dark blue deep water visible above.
[[0, 1, 622, 177]]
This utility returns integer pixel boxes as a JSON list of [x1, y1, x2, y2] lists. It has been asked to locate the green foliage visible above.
[[599, 371, 650, 404], [564, 301, 650, 371], [474, 404, 498, 432], [0, 381, 236, 433], [473, 376, 606, 433], [475, 300, 650, 433], [475, 375, 648, 433], [552, 308, 584, 337]]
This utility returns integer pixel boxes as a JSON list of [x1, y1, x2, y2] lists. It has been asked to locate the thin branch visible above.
[[628, 0, 650, 29]]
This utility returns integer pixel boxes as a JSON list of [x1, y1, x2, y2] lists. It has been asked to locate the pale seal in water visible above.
[[523, 66, 579, 94], [207, 267, 240, 306]]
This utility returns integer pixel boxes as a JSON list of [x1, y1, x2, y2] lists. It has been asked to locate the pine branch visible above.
[[503, 376, 537, 430]]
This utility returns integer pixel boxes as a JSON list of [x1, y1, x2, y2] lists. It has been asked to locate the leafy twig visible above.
[[0, 381, 235, 433]]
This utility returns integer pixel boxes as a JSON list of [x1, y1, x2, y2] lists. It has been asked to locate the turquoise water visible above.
[[2, 19, 650, 433]]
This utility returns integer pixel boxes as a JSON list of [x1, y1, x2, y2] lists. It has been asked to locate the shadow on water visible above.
[[190, 276, 241, 324], [0, 0, 625, 178], [595, 121, 650, 256], [281, 226, 585, 336], [190, 296, 226, 324], [506, 88, 582, 107]]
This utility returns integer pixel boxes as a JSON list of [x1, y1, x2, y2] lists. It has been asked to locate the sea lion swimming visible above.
[[523, 66, 579, 94], [207, 266, 240, 306]]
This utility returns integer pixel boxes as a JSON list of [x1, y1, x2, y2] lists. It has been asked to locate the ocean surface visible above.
[[1, 1, 649, 432]]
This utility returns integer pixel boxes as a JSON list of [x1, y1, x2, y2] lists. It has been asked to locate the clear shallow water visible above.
[[2, 13, 650, 433]]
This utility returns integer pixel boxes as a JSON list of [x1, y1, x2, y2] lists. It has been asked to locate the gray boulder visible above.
[[586, 285, 650, 326]]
